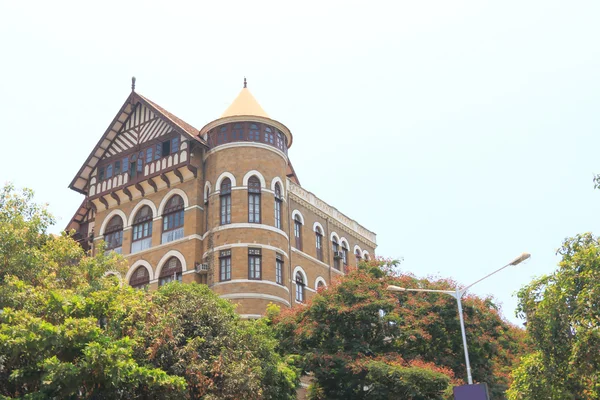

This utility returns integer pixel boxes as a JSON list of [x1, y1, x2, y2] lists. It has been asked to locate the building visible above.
[[67, 79, 377, 317]]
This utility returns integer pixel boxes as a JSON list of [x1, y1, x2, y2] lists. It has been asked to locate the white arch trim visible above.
[[204, 181, 212, 202], [353, 245, 363, 255], [270, 176, 285, 196], [242, 170, 266, 188], [127, 199, 158, 226], [125, 259, 154, 282], [155, 250, 188, 278], [340, 237, 350, 249], [292, 209, 305, 225], [330, 231, 340, 242], [99, 209, 128, 235], [313, 221, 325, 234], [315, 276, 327, 290], [293, 266, 308, 285], [215, 171, 237, 189], [157, 188, 190, 215]]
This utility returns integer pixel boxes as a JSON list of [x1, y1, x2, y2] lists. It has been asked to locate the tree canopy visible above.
[[507, 233, 600, 400], [0, 184, 297, 399], [270, 260, 526, 400]]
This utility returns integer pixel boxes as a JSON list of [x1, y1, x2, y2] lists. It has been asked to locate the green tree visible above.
[[507, 233, 600, 399], [271, 260, 526, 400], [0, 185, 297, 399]]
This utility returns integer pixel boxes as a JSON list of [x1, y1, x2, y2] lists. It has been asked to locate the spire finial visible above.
[[131, 76, 136, 91], [243, 77, 247, 88]]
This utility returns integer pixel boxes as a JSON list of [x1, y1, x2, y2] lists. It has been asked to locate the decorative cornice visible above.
[[287, 180, 377, 247]]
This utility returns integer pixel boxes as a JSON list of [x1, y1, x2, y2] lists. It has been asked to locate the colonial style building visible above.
[[67, 79, 377, 317]]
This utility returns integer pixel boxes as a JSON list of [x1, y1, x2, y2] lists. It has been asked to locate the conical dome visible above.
[[221, 87, 269, 118]]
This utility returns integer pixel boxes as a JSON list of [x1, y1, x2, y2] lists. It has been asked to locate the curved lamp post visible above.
[[387, 252, 530, 385]]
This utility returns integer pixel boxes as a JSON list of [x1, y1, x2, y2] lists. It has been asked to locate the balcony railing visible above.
[[131, 237, 152, 254], [162, 227, 184, 244]]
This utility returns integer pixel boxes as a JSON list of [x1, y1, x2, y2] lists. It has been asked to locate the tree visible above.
[[507, 233, 600, 399], [0, 185, 297, 399], [270, 260, 526, 400]]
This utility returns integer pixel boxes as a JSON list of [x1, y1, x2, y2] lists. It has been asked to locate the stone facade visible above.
[[68, 84, 377, 317]]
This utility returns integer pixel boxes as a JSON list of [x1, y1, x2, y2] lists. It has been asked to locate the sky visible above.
[[1, 1, 599, 325]]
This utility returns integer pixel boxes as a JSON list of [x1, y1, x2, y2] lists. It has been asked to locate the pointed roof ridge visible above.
[[221, 87, 269, 118]]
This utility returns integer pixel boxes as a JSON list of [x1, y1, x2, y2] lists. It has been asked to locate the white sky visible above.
[[1, 1, 599, 324]]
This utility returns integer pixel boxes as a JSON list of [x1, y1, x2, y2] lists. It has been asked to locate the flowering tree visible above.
[[270, 259, 526, 400]]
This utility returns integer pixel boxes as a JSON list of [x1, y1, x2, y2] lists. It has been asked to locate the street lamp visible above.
[[387, 252, 530, 385]]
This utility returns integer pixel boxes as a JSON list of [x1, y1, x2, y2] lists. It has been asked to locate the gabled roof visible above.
[[221, 87, 269, 118], [69, 91, 207, 194]]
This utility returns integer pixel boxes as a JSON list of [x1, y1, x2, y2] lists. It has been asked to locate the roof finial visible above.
[[243, 77, 247, 88], [131, 76, 136, 91]]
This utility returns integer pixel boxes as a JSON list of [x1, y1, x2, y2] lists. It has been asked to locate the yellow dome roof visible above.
[[220, 87, 269, 118]]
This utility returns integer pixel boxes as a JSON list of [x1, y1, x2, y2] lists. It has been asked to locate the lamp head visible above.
[[386, 285, 407, 292], [509, 253, 531, 266]]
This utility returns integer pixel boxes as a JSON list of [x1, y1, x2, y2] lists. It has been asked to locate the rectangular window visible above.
[[316, 233, 323, 261], [294, 221, 302, 250], [130, 162, 136, 178], [106, 164, 113, 179], [122, 157, 129, 174], [136, 159, 143, 173], [274, 199, 282, 229], [248, 248, 261, 280], [146, 148, 153, 163], [248, 193, 261, 223], [155, 143, 162, 160], [220, 194, 231, 225], [114, 160, 121, 175], [171, 137, 179, 153], [276, 254, 283, 285], [99, 167, 105, 181], [219, 250, 231, 282], [162, 140, 171, 156]]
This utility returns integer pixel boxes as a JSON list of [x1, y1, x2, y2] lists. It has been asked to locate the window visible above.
[[106, 164, 113, 179], [146, 147, 153, 163], [332, 238, 340, 270], [276, 253, 284, 285], [159, 257, 182, 286], [162, 195, 184, 243], [232, 123, 243, 140], [342, 242, 349, 269], [220, 178, 232, 225], [155, 143, 162, 160], [276, 131, 284, 150], [137, 151, 144, 173], [264, 127, 274, 144], [355, 250, 362, 265], [205, 190, 210, 233], [114, 160, 121, 175], [217, 126, 227, 144], [99, 167, 105, 181], [295, 272, 305, 303], [249, 124, 260, 141], [317, 280, 325, 290], [274, 184, 282, 230], [315, 227, 323, 261], [122, 156, 129, 175], [131, 205, 153, 253], [248, 248, 261, 280], [248, 176, 261, 223], [104, 216, 123, 254], [171, 136, 179, 153], [294, 215, 303, 250], [129, 266, 150, 289], [219, 250, 231, 282]]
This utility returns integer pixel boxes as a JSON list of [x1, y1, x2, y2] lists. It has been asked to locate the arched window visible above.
[[295, 272, 305, 303], [104, 216, 123, 254], [205, 187, 210, 233], [232, 123, 243, 140], [274, 183, 283, 230], [159, 257, 182, 286], [131, 205, 153, 253], [276, 131, 284, 150], [264, 126, 274, 144], [315, 227, 323, 261], [317, 280, 325, 290], [217, 125, 227, 144], [355, 249, 362, 265], [332, 237, 340, 270], [341, 242, 349, 270], [294, 214, 303, 250], [162, 195, 184, 244], [248, 176, 261, 223], [220, 178, 232, 225], [129, 266, 150, 289]]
